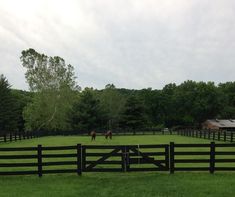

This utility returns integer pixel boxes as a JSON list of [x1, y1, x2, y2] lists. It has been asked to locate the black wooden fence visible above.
[[0, 142, 234, 176], [176, 130, 235, 142], [0, 132, 36, 143]]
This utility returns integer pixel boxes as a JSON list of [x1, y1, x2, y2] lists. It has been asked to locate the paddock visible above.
[[0, 135, 234, 175], [0, 135, 235, 197]]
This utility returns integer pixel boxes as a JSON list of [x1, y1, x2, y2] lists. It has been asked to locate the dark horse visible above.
[[105, 130, 112, 140], [90, 131, 96, 141]]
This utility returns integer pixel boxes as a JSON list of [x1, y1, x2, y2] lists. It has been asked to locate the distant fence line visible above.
[[0, 132, 36, 143], [176, 129, 235, 143], [0, 142, 234, 176], [0, 129, 235, 143]]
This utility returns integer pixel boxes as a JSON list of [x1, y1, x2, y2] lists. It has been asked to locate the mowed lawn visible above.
[[0, 134, 221, 147], [0, 135, 234, 197]]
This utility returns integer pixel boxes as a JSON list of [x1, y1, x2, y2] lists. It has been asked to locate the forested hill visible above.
[[1, 78, 235, 134]]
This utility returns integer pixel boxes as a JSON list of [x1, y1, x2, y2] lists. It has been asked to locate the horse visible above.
[[90, 131, 96, 141], [105, 130, 112, 140]]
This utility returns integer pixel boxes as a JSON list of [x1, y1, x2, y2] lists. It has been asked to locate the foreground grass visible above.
[[0, 172, 234, 197]]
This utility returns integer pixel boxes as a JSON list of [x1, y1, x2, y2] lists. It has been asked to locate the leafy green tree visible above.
[[0, 75, 18, 134], [11, 89, 33, 132], [174, 81, 222, 126], [136, 88, 163, 126], [21, 49, 79, 132], [70, 88, 105, 132], [218, 82, 235, 118], [98, 84, 126, 130], [160, 83, 179, 127], [121, 95, 146, 131]]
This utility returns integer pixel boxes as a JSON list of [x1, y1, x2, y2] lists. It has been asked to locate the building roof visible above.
[[206, 119, 235, 128]]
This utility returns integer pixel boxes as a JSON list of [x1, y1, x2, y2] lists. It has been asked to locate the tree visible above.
[[0, 75, 18, 134], [97, 84, 126, 130], [218, 82, 235, 118], [121, 95, 146, 131], [21, 48, 79, 132], [11, 89, 33, 132], [136, 88, 162, 126], [70, 88, 105, 132]]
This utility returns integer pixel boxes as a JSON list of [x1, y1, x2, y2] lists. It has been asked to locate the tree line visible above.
[[0, 49, 235, 135]]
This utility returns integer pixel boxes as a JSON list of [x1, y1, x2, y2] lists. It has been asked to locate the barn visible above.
[[202, 119, 235, 131]]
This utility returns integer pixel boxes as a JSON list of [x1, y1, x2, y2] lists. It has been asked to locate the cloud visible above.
[[0, 0, 235, 90]]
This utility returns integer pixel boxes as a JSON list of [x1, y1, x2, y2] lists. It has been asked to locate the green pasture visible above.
[[0, 134, 215, 147], [0, 135, 234, 197], [0, 135, 234, 169]]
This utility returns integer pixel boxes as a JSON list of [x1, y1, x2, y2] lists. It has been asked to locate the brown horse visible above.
[[90, 131, 96, 141], [105, 130, 112, 140]]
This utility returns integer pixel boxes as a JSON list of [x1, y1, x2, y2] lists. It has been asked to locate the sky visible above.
[[0, 0, 235, 90]]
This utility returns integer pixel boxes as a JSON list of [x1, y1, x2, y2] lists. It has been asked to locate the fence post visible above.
[[213, 132, 215, 141], [170, 142, 175, 174], [121, 146, 127, 172], [224, 132, 226, 142], [218, 132, 220, 141], [210, 142, 215, 174], [4, 134, 6, 142], [165, 145, 169, 171], [37, 145, 42, 177], [231, 133, 233, 143], [126, 146, 130, 171], [77, 144, 82, 175], [82, 146, 86, 172]]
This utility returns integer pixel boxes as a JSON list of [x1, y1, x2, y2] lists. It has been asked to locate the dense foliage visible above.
[[69, 88, 106, 132], [1, 49, 235, 134], [1, 76, 235, 134], [0, 75, 18, 134]]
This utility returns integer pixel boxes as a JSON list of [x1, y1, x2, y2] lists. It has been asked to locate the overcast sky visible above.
[[0, 0, 235, 90]]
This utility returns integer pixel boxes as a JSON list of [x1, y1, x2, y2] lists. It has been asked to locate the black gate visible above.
[[124, 144, 169, 172], [82, 144, 169, 172]]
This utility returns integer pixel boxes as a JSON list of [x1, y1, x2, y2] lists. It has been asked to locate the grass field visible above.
[[0, 135, 234, 197], [0, 135, 215, 146]]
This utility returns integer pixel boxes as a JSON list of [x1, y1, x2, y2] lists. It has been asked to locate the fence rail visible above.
[[0, 132, 36, 143], [176, 129, 234, 142], [1, 129, 234, 143], [0, 142, 234, 176]]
